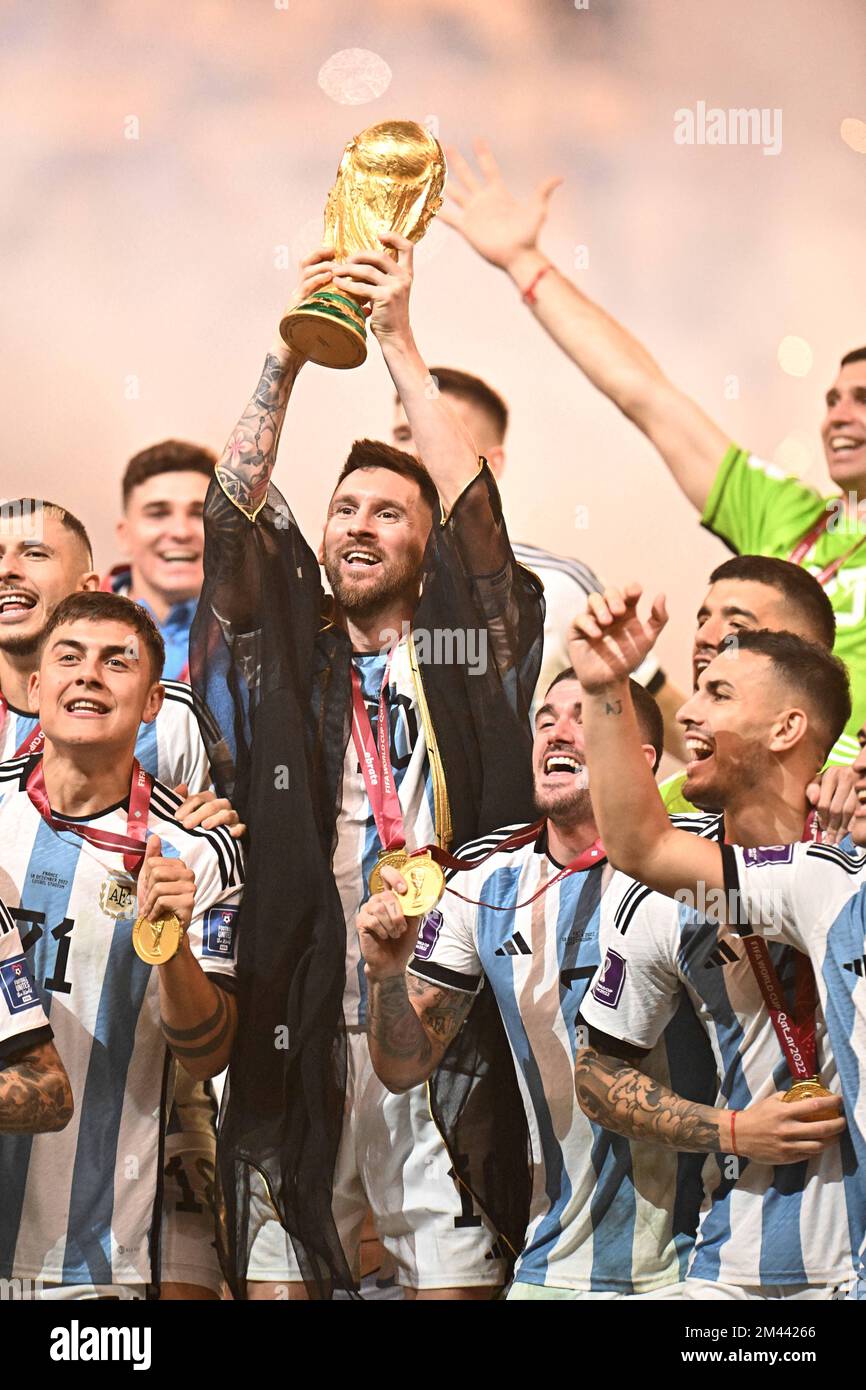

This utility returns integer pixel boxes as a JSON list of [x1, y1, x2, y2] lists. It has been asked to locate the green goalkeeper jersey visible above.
[[700, 443, 866, 767]]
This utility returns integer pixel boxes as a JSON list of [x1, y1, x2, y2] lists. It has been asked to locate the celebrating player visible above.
[[108, 441, 215, 680], [0, 591, 243, 1298], [192, 234, 543, 1297], [658, 555, 856, 834], [568, 583, 866, 1293], [442, 139, 866, 765], [390, 364, 688, 754]]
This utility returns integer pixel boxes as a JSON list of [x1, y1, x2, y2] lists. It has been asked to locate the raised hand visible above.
[[138, 835, 196, 929], [357, 864, 422, 980], [173, 784, 247, 840], [279, 245, 337, 334], [568, 583, 668, 693], [440, 139, 561, 273], [331, 231, 414, 351], [806, 763, 859, 846]]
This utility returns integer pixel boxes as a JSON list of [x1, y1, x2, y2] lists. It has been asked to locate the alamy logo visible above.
[[50, 1320, 151, 1371], [674, 101, 782, 156]]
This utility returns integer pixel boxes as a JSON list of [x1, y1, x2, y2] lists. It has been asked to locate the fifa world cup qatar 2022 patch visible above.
[[591, 948, 627, 1009], [742, 845, 795, 867], [412, 909, 444, 962]]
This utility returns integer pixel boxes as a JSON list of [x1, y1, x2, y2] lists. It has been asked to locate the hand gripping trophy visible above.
[[281, 120, 446, 369]]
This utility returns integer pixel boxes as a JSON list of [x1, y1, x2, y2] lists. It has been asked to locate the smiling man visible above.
[[192, 237, 543, 1298], [108, 441, 215, 680], [568, 584, 865, 1297], [357, 670, 721, 1298], [0, 590, 243, 1299]]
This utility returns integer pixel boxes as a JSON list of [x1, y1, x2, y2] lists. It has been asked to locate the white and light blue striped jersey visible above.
[[581, 859, 858, 1288], [334, 639, 434, 1027], [723, 838, 866, 1279], [0, 898, 51, 1065], [407, 824, 712, 1293], [0, 761, 243, 1289], [511, 542, 661, 706], [0, 681, 213, 793]]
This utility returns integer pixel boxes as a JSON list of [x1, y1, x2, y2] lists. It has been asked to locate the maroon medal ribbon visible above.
[[737, 813, 821, 1082], [350, 653, 406, 852], [433, 819, 605, 912], [788, 511, 866, 587], [26, 755, 152, 876]]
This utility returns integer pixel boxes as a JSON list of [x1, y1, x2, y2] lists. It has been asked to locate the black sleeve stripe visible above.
[[669, 812, 724, 840], [719, 844, 747, 931], [160, 681, 223, 744], [807, 843, 866, 874], [645, 668, 666, 695], [149, 785, 239, 891], [407, 958, 482, 995], [613, 882, 655, 936], [511, 544, 604, 596], [0, 898, 16, 936], [150, 780, 244, 883], [0, 1023, 54, 1068]]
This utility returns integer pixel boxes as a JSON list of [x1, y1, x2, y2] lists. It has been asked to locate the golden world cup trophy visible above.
[[281, 120, 446, 369]]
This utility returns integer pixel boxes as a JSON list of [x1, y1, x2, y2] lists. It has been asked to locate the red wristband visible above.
[[521, 263, 552, 305], [729, 1109, 738, 1156]]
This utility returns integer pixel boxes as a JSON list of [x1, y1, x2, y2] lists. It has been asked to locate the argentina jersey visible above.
[[723, 838, 866, 1281], [0, 681, 213, 793], [408, 823, 710, 1293], [581, 830, 859, 1289], [0, 761, 242, 1290], [332, 638, 435, 1027]]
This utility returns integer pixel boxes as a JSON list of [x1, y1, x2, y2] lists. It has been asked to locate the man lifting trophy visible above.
[[281, 119, 446, 368]]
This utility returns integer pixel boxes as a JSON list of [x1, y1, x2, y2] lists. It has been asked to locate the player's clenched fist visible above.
[[568, 582, 668, 693], [357, 864, 422, 980], [138, 835, 196, 928]]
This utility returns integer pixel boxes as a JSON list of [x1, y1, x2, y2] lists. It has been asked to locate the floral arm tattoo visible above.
[[0, 1041, 73, 1134], [215, 352, 303, 519], [366, 973, 474, 1093], [574, 1046, 722, 1152]]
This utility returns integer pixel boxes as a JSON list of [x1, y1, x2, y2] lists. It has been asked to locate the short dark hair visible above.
[[427, 367, 509, 442], [840, 348, 866, 369], [545, 668, 664, 773], [334, 438, 439, 513], [42, 591, 165, 681], [733, 629, 851, 761], [122, 440, 215, 507], [0, 499, 93, 568], [708, 555, 836, 650]]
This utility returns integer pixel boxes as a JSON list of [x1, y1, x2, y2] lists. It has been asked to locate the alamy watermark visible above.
[[674, 102, 782, 157], [379, 621, 488, 676], [674, 881, 784, 929]]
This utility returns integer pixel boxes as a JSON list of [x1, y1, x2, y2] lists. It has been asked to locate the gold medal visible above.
[[782, 1077, 839, 1120], [369, 850, 446, 917], [369, 849, 411, 897], [394, 852, 446, 917], [132, 912, 184, 966], [99, 876, 137, 920]]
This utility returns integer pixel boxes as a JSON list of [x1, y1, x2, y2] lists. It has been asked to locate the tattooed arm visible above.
[[358, 864, 476, 1092], [159, 953, 238, 1082], [215, 248, 336, 521], [0, 1039, 73, 1134], [574, 1041, 846, 1164], [367, 973, 475, 1094]]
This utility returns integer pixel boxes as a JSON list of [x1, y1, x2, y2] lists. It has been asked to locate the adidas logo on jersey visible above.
[[843, 955, 866, 978], [703, 940, 740, 970], [494, 931, 531, 957]]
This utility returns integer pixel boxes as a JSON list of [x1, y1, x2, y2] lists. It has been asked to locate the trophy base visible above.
[[280, 291, 368, 369]]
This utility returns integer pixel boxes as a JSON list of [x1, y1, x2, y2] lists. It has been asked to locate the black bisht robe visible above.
[[190, 461, 544, 1296]]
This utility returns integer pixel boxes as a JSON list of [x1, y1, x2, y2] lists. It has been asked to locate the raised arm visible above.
[[359, 867, 475, 1093], [0, 1039, 73, 1134], [332, 232, 480, 516], [442, 141, 728, 512], [575, 1041, 845, 1163], [568, 583, 725, 897]]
